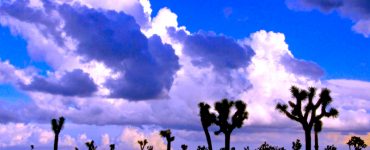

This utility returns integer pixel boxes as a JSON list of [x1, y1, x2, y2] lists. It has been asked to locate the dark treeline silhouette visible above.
[[39, 86, 370, 150], [256, 141, 285, 150], [324, 145, 337, 150]]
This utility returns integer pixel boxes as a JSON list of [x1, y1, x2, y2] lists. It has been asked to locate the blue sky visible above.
[[0, 0, 369, 149]]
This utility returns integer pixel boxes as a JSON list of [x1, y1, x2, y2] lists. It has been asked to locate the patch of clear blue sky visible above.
[[0, 26, 52, 73], [0, 26, 51, 101], [150, 0, 370, 81], [0, 84, 29, 101]]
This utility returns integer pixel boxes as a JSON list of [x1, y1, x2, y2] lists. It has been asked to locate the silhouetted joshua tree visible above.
[[160, 129, 175, 150], [276, 86, 338, 150], [197, 145, 208, 150], [292, 139, 302, 150], [51, 116, 65, 150], [147, 145, 153, 150], [347, 136, 367, 150], [181, 144, 188, 150], [213, 99, 248, 150], [110, 144, 115, 150], [30, 145, 34, 150], [85, 140, 97, 150], [313, 120, 322, 150], [324, 145, 337, 150], [199, 102, 216, 150], [75, 147, 79, 150], [138, 139, 148, 150], [244, 146, 250, 150]]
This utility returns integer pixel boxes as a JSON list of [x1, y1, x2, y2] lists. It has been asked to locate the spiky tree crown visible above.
[[160, 129, 175, 142], [199, 102, 216, 127], [51, 117, 65, 134], [276, 86, 339, 128], [214, 99, 248, 135]]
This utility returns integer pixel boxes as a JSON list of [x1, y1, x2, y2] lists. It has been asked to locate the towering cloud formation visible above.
[[286, 0, 370, 37], [0, 0, 180, 100]]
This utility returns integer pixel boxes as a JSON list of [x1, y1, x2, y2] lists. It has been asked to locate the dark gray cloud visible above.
[[22, 69, 97, 96], [170, 29, 254, 72], [0, 0, 180, 100], [105, 35, 180, 99], [280, 54, 324, 80]]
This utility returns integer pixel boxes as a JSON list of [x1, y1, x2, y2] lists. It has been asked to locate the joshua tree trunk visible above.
[[167, 140, 171, 150], [225, 132, 231, 150], [54, 133, 59, 150], [314, 131, 318, 150], [304, 129, 311, 150], [203, 128, 213, 150]]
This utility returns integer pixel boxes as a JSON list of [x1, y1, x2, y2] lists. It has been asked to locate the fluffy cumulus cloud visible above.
[[286, 0, 370, 37], [0, 0, 369, 149], [0, 0, 180, 100]]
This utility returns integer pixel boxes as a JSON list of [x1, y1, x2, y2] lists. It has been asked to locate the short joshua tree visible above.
[[85, 140, 97, 150], [160, 129, 175, 150], [181, 144, 188, 150], [324, 145, 337, 150], [347, 136, 367, 150], [110, 144, 115, 150], [147, 145, 153, 150], [292, 139, 302, 150], [138, 139, 148, 150]]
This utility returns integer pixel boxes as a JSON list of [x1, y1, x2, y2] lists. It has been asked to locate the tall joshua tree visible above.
[[199, 102, 216, 150], [138, 139, 148, 150], [276, 86, 338, 150], [347, 136, 367, 150], [160, 129, 175, 150], [314, 120, 322, 150], [51, 116, 65, 150], [213, 99, 248, 150]]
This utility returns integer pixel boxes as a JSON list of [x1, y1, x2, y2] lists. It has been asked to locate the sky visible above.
[[0, 0, 369, 149]]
